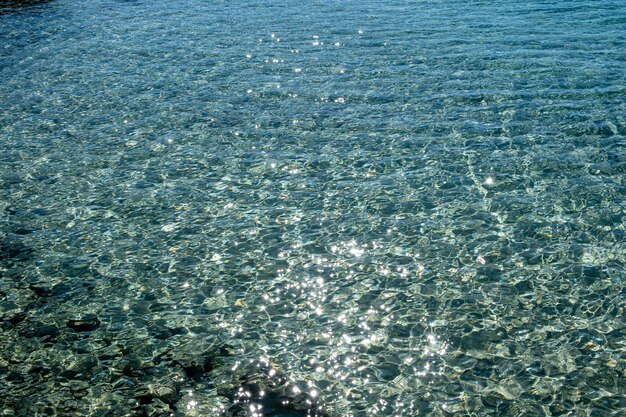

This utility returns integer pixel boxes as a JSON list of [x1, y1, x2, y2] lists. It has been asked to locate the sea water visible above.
[[1, 0, 625, 416]]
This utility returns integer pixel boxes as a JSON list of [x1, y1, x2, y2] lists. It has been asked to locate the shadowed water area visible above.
[[1, 0, 625, 416]]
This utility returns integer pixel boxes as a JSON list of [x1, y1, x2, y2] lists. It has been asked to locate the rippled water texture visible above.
[[1, 1, 625, 416]]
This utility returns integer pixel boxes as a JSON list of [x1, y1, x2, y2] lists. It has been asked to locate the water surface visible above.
[[1, 1, 625, 416]]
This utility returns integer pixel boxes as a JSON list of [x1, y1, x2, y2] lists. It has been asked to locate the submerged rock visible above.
[[19, 322, 59, 340], [28, 281, 97, 299], [143, 398, 171, 417], [67, 314, 100, 332], [0, 235, 33, 264]]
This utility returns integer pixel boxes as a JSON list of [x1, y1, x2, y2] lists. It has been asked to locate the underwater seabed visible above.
[[1, 194, 625, 417], [1, 0, 625, 416]]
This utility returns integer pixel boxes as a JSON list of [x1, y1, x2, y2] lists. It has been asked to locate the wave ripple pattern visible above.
[[1, 1, 625, 416]]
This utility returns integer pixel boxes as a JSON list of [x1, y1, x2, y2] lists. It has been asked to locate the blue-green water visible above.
[[1, 0, 625, 416]]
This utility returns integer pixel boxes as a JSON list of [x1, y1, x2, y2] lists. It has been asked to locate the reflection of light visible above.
[[249, 403, 263, 417], [349, 248, 364, 257], [485, 176, 494, 185]]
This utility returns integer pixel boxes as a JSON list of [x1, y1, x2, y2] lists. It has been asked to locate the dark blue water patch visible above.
[[0, 0, 55, 15], [0, 234, 34, 264]]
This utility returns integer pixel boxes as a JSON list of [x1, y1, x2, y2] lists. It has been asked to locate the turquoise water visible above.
[[1, 0, 625, 416]]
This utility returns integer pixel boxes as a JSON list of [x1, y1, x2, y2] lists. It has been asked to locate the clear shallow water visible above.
[[1, 0, 625, 415]]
